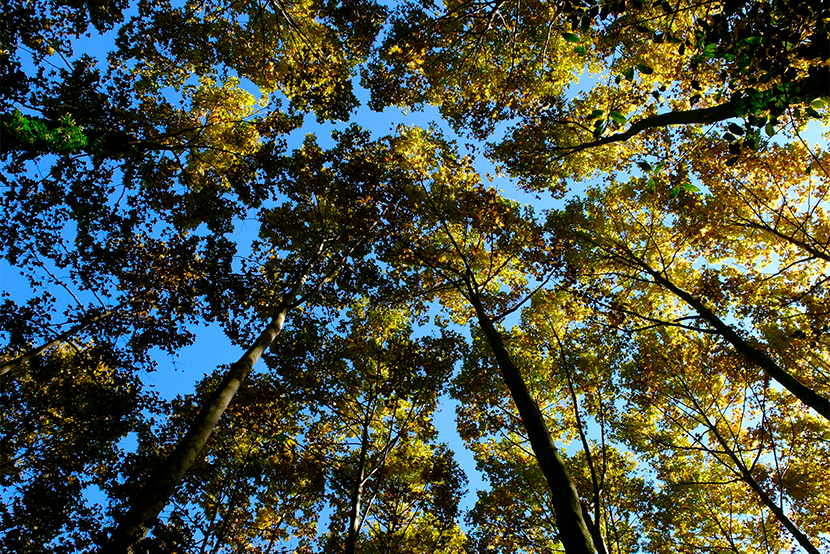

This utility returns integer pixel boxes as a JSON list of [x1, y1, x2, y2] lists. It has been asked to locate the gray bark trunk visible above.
[[344, 409, 373, 554], [467, 288, 599, 554], [638, 262, 830, 422], [101, 272, 310, 553]]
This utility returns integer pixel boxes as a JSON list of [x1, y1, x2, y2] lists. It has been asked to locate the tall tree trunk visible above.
[[635, 260, 830, 422], [344, 405, 374, 554], [0, 303, 123, 379], [695, 400, 822, 554], [466, 287, 599, 554], [581, 502, 609, 554], [101, 271, 311, 553], [558, 334, 609, 554]]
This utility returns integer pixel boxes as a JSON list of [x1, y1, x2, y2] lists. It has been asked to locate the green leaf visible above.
[[592, 123, 605, 138], [654, 161, 667, 173], [670, 185, 680, 198], [726, 156, 739, 166], [588, 109, 604, 119], [562, 33, 581, 43], [636, 64, 654, 75], [703, 43, 718, 58], [744, 36, 763, 45], [623, 67, 635, 81], [574, 45, 587, 56], [637, 161, 653, 172], [646, 178, 655, 193], [681, 183, 700, 192], [765, 123, 775, 136], [610, 111, 627, 124], [811, 98, 827, 109]]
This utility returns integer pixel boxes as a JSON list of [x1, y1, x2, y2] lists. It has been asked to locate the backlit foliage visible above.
[[1, 0, 828, 552]]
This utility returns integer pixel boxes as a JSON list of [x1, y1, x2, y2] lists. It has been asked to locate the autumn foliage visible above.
[[1, 0, 829, 553]]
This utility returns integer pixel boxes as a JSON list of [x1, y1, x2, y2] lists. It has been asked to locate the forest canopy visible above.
[[1, 0, 829, 553]]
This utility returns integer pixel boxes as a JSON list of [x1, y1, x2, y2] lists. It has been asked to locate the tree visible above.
[[378, 127, 602, 554], [2, 0, 828, 553], [106, 301, 467, 553], [113, 371, 327, 553], [548, 168, 830, 421], [621, 329, 827, 553], [101, 126, 409, 551], [291, 302, 466, 554], [1, 345, 154, 554]]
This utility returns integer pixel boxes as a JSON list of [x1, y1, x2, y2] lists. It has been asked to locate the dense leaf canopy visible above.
[[1, 0, 828, 552]]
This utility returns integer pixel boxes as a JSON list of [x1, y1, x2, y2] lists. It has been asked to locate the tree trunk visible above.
[[101, 273, 310, 553], [699, 405, 822, 554], [344, 407, 374, 554], [581, 502, 609, 554], [638, 261, 830, 422], [467, 290, 599, 554]]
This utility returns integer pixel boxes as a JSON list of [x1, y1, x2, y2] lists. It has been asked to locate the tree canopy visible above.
[[1, 0, 828, 552]]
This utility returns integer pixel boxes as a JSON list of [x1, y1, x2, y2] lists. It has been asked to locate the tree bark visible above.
[[467, 286, 599, 554], [635, 260, 830, 422], [581, 502, 609, 554], [101, 271, 311, 553], [344, 405, 374, 554], [698, 404, 822, 554]]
